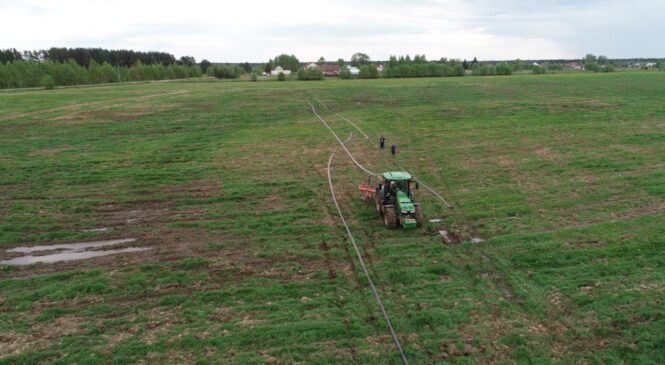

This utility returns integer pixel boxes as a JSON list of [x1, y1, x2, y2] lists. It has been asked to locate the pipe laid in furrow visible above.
[[316, 97, 371, 141], [308, 101, 380, 177], [312, 98, 454, 209], [327, 134, 410, 365]]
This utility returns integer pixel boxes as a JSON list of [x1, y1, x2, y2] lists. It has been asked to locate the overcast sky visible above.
[[1, 0, 663, 62]]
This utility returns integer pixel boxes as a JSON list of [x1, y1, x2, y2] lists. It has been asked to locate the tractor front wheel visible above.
[[384, 207, 398, 229], [415, 205, 424, 227]]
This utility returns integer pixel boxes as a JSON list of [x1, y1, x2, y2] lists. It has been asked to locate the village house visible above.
[[319, 64, 340, 76], [270, 66, 291, 76], [564, 62, 582, 70], [305, 63, 341, 76]]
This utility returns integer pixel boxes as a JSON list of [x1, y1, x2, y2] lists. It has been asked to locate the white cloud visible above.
[[1, 0, 663, 62]]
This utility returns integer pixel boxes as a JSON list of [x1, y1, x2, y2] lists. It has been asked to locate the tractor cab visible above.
[[379, 171, 413, 204]]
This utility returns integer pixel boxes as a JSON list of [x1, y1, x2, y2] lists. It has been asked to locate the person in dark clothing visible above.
[[390, 143, 397, 156], [379, 135, 385, 149]]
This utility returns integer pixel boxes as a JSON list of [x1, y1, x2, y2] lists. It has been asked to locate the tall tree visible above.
[[0, 48, 22, 64], [272, 54, 300, 71], [350, 52, 370, 67], [413, 54, 427, 63], [179, 56, 196, 66], [199, 59, 212, 73]]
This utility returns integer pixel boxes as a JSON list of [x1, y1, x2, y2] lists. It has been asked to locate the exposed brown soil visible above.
[[0, 315, 86, 359], [494, 155, 518, 171], [0, 332, 44, 360], [439, 229, 462, 245], [0, 192, 208, 278], [29, 146, 74, 156], [160, 180, 220, 198], [553, 99, 619, 110]]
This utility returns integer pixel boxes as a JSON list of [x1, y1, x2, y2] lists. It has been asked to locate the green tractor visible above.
[[360, 172, 424, 229]]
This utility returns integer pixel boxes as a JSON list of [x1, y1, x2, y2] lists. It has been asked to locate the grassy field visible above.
[[0, 72, 664, 364]]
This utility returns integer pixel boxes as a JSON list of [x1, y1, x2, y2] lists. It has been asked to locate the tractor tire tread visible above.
[[375, 190, 383, 215], [384, 207, 398, 229], [415, 204, 424, 228]]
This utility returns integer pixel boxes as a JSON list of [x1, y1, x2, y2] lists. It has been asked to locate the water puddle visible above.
[[8, 238, 136, 254], [0, 247, 151, 266], [82, 227, 109, 233], [1, 238, 149, 266]]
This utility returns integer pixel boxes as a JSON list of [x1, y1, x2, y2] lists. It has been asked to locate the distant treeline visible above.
[[472, 63, 513, 76], [0, 60, 202, 89], [382, 55, 466, 78], [0, 47, 191, 68], [0, 47, 205, 89]]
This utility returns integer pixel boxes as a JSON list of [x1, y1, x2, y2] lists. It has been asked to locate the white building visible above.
[[346, 65, 360, 76], [306, 63, 318, 69], [271, 66, 291, 76]]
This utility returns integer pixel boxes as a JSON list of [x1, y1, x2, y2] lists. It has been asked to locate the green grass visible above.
[[0, 72, 664, 364]]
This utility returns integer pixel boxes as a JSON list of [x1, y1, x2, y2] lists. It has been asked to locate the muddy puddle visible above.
[[8, 238, 136, 254], [439, 230, 462, 245], [82, 227, 110, 233], [1, 247, 151, 266], [1, 238, 150, 266]]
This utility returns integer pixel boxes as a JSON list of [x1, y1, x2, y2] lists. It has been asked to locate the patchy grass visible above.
[[0, 73, 664, 364]]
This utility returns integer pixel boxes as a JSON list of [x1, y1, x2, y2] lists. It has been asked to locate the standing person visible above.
[[379, 135, 385, 149], [391, 143, 397, 156]]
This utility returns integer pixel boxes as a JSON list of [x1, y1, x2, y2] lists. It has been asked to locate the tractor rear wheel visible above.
[[415, 205, 424, 227], [375, 191, 383, 215], [384, 207, 398, 229]]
